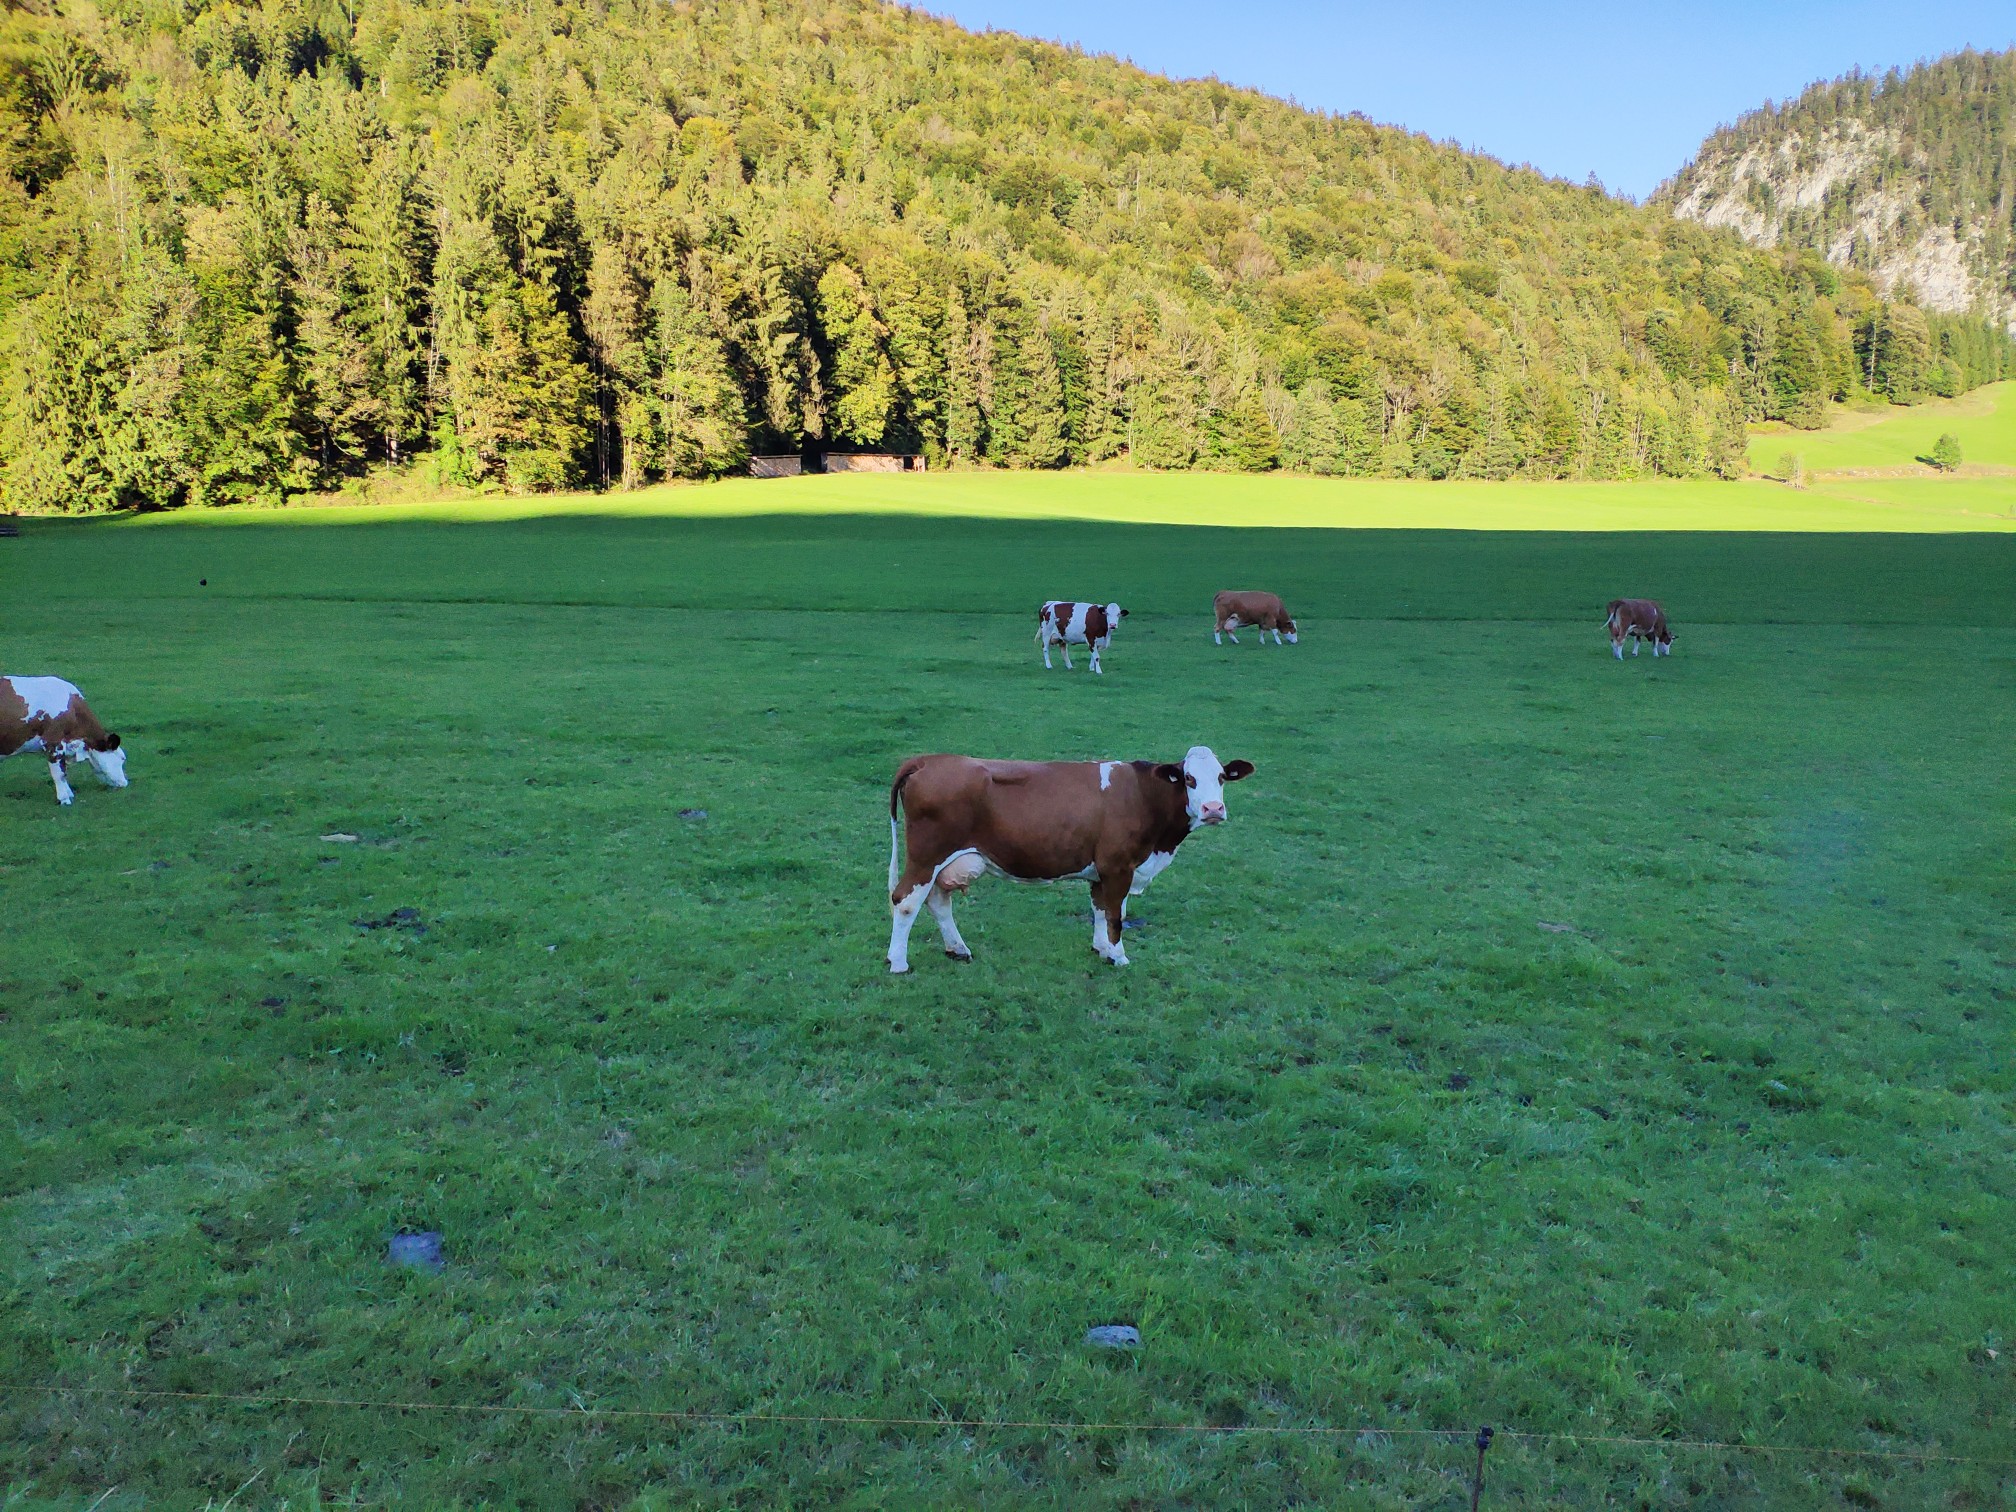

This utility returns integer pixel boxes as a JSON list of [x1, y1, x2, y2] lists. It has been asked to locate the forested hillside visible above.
[[1664, 48, 2016, 382], [2, 0, 2009, 509]]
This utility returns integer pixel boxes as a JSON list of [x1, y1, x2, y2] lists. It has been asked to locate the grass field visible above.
[[2, 505, 2013, 1509], [111, 462, 2016, 535], [1749, 379, 2016, 477]]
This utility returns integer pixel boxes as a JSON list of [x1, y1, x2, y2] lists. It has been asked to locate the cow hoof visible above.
[[888, 961, 910, 975], [946, 948, 973, 962]]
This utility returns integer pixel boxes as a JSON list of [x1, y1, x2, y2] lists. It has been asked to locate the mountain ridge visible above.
[[1660, 48, 2016, 334]]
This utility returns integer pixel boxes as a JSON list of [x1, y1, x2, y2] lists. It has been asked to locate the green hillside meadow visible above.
[[1750, 379, 2016, 476], [2, 500, 2011, 1508]]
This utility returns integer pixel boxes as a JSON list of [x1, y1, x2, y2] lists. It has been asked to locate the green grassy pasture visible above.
[[100, 461, 2016, 533], [2, 514, 2012, 1509], [1750, 379, 2016, 476]]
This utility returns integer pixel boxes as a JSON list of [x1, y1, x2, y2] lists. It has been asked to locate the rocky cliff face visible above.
[[1660, 51, 2016, 333]]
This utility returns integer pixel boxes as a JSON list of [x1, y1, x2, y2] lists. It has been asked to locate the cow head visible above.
[[1106, 603, 1127, 630], [1156, 745, 1254, 827], [84, 731, 126, 788], [1280, 615, 1299, 644]]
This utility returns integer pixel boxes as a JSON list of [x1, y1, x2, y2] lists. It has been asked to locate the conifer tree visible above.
[[818, 262, 895, 446], [943, 293, 982, 464], [1015, 324, 1067, 468]]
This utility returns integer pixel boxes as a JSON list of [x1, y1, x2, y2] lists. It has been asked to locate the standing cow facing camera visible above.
[[1037, 601, 1127, 674], [1605, 599, 1674, 658], [1214, 591, 1297, 646], [2, 676, 128, 805]]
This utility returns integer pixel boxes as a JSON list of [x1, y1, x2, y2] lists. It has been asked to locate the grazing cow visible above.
[[886, 745, 1256, 972], [1213, 590, 1298, 646], [1605, 599, 1673, 659], [1036, 601, 1127, 674], [2, 676, 127, 805]]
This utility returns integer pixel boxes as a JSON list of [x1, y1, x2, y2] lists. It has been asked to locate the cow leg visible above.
[[1631, 636, 1640, 656], [1061, 641, 1073, 669], [887, 882, 932, 973], [926, 887, 972, 961], [1089, 644, 1102, 674], [1612, 638, 1624, 660], [48, 754, 75, 806], [1042, 642, 1053, 669], [1090, 873, 1132, 966]]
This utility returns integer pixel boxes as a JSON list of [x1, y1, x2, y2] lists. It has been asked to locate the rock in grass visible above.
[[677, 808, 708, 821], [388, 1231, 444, 1272], [1084, 1324, 1140, 1349]]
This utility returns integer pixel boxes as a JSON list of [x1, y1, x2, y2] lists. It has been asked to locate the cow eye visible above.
[[1185, 775, 1196, 788]]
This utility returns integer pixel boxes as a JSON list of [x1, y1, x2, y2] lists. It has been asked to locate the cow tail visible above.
[[888, 758, 925, 893]]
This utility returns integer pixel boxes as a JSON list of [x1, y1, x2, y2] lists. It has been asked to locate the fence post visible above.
[[1470, 1424, 1494, 1511]]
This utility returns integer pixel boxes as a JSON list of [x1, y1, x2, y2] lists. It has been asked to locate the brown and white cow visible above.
[[1036, 601, 1127, 674], [2, 676, 127, 805], [885, 745, 1255, 972], [1213, 590, 1298, 646], [1605, 599, 1673, 659]]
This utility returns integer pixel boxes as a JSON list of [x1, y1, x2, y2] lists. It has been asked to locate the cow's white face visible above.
[[86, 742, 127, 788], [1180, 744, 1254, 827], [1106, 603, 1126, 631]]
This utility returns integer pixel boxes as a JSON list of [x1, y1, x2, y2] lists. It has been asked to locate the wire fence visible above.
[[13, 1379, 2013, 1498]]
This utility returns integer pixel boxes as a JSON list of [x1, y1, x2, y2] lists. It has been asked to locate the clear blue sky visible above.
[[928, 1, 2016, 199]]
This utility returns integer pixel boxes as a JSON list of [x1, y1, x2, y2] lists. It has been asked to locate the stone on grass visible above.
[[388, 1232, 444, 1272], [1084, 1324, 1140, 1349]]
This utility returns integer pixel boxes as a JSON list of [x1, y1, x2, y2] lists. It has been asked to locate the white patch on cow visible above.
[[1224, 615, 1241, 628], [1091, 909, 1128, 964], [1099, 762, 1116, 790], [1212, 631, 1222, 645], [1183, 745, 1230, 828], [888, 882, 931, 973], [48, 758, 74, 805], [92, 744, 129, 787], [1128, 849, 1176, 896], [1284, 629, 1298, 644], [18, 735, 43, 754], [1613, 643, 1624, 660], [7, 676, 79, 720]]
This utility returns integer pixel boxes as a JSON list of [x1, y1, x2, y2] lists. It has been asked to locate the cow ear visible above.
[[1222, 760, 1254, 782], [1119, 608, 1130, 618], [100, 733, 121, 751], [1153, 763, 1184, 784]]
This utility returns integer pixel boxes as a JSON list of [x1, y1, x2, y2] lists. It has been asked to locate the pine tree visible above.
[[641, 276, 748, 479], [292, 194, 377, 478], [584, 243, 646, 486], [1281, 379, 1340, 473], [818, 262, 895, 447], [1015, 324, 1066, 468], [343, 141, 425, 462], [1766, 307, 1829, 428], [943, 293, 982, 464], [1206, 392, 1280, 471], [1709, 388, 1748, 479]]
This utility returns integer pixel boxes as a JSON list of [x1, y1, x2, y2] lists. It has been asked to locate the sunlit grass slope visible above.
[[1, 515, 2011, 1509], [1749, 380, 2016, 474], [108, 467, 2016, 533]]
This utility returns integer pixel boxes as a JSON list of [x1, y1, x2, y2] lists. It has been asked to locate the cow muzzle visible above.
[[1199, 802, 1227, 825]]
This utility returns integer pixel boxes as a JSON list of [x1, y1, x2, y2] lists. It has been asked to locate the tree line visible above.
[[1, 0, 2009, 512]]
